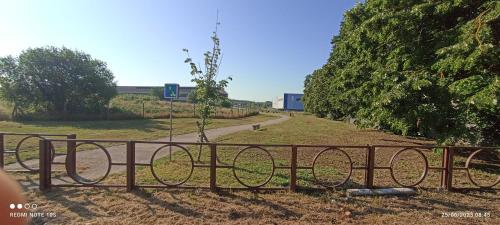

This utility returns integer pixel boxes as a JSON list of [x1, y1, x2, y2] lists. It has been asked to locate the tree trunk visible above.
[[63, 101, 69, 120], [11, 103, 18, 120]]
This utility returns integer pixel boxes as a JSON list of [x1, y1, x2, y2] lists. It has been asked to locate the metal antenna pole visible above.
[[169, 98, 173, 160]]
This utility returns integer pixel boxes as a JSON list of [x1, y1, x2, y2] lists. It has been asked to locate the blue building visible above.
[[273, 93, 304, 111]]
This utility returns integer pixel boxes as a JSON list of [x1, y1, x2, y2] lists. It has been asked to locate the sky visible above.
[[0, 0, 360, 102]]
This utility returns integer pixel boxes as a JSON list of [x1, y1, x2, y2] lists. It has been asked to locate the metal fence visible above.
[[0, 132, 76, 173], [32, 138, 499, 192]]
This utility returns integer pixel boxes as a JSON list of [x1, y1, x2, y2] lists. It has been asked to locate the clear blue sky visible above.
[[0, 0, 359, 102]]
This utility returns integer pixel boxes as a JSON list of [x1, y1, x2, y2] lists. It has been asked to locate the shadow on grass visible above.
[[324, 187, 495, 217], [213, 189, 303, 219], [40, 188, 99, 219], [131, 188, 203, 218], [19, 119, 168, 133], [380, 139, 434, 146]]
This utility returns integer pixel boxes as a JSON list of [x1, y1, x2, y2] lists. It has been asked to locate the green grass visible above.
[[135, 114, 498, 189], [0, 113, 278, 165], [133, 114, 424, 188]]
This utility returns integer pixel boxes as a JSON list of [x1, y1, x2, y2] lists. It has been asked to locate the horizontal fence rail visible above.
[[32, 138, 499, 192], [0, 132, 76, 173]]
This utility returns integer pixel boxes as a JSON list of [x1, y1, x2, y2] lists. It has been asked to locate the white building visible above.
[[272, 96, 284, 109]]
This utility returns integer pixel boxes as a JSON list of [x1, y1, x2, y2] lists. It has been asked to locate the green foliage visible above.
[[220, 99, 232, 108], [0, 46, 117, 119], [304, 0, 499, 145], [149, 87, 164, 99], [183, 25, 232, 141], [303, 69, 333, 118], [187, 90, 198, 103]]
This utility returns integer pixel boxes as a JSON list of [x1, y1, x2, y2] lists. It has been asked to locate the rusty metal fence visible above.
[[0, 133, 76, 173], [33, 138, 499, 192]]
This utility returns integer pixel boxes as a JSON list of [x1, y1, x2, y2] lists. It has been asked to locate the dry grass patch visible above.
[[10, 177, 499, 225]]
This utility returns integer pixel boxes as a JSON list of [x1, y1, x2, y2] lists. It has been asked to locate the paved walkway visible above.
[[6, 114, 289, 186]]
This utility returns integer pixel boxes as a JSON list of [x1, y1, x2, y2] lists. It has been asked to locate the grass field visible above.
[[134, 114, 498, 189], [8, 114, 500, 224], [0, 113, 277, 165], [0, 94, 260, 121]]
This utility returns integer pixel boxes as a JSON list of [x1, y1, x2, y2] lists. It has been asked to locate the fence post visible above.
[[442, 147, 454, 191], [210, 144, 217, 192], [290, 145, 297, 192], [66, 134, 77, 177], [365, 145, 375, 189], [0, 133, 4, 168], [440, 147, 447, 188], [39, 140, 51, 191], [142, 102, 145, 118], [126, 141, 135, 192]]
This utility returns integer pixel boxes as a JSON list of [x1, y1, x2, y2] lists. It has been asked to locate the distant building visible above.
[[272, 93, 304, 111], [272, 96, 284, 109], [116, 86, 159, 94], [116, 86, 227, 101], [177, 86, 196, 101]]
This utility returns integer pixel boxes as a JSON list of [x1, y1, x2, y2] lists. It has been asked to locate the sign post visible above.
[[164, 83, 179, 161]]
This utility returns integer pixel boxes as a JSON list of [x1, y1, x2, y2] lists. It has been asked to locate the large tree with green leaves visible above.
[[0, 46, 117, 118], [304, 0, 499, 145]]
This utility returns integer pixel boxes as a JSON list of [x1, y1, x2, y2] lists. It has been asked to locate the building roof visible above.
[[116, 85, 227, 95]]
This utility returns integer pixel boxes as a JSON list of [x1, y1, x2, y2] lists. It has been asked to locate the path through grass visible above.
[[1, 113, 278, 164]]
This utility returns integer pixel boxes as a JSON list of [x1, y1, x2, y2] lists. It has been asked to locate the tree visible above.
[[187, 90, 198, 103], [303, 68, 333, 118], [220, 99, 232, 108], [149, 87, 164, 99], [183, 23, 232, 160], [304, 0, 499, 145], [0, 47, 117, 119], [0, 56, 31, 118]]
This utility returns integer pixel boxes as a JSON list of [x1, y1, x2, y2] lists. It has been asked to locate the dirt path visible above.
[[6, 114, 289, 186]]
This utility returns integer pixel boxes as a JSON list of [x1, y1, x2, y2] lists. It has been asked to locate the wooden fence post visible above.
[[365, 145, 375, 189], [210, 144, 217, 192], [127, 141, 135, 192], [290, 145, 297, 192]]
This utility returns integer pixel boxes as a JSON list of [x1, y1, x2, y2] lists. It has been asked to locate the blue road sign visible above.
[[164, 83, 179, 99]]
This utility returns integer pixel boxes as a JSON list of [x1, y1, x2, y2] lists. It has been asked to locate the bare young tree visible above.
[[183, 19, 231, 161]]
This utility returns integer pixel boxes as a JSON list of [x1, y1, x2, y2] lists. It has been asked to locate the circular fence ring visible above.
[[465, 149, 500, 188], [389, 148, 428, 187], [232, 146, 275, 188], [15, 135, 56, 172], [312, 147, 353, 188], [65, 142, 112, 185], [150, 144, 194, 187]]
